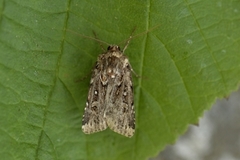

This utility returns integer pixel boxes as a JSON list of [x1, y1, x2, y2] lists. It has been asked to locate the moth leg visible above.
[[127, 62, 141, 78], [75, 71, 92, 82]]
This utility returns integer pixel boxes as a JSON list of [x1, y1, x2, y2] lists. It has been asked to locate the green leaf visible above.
[[0, 0, 239, 159]]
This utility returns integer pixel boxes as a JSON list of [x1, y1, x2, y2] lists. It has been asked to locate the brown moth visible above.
[[77, 26, 159, 138], [82, 37, 135, 137]]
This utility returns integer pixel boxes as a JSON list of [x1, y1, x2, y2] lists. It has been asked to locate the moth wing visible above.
[[106, 70, 135, 138], [82, 73, 107, 134]]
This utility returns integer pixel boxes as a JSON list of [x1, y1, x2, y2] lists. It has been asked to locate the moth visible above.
[[82, 35, 135, 138], [78, 26, 159, 138]]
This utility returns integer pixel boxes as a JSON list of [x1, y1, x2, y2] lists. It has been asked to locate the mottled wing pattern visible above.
[[82, 46, 135, 138], [82, 61, 107, 134], [105, 57, 135, 138]]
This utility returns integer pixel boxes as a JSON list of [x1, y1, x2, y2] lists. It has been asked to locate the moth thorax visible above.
[[107, 67, 116, 79], [112, 51, 123, 58]]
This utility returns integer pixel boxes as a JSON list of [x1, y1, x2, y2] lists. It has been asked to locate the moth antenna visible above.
[[122, 27, 137, 53], [66, 29, 111, 46], [92, 30, 106, 51], [118, 24, 160, 47]]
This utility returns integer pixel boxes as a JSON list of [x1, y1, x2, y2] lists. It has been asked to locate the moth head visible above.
[[107, 45, 121, 52]]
